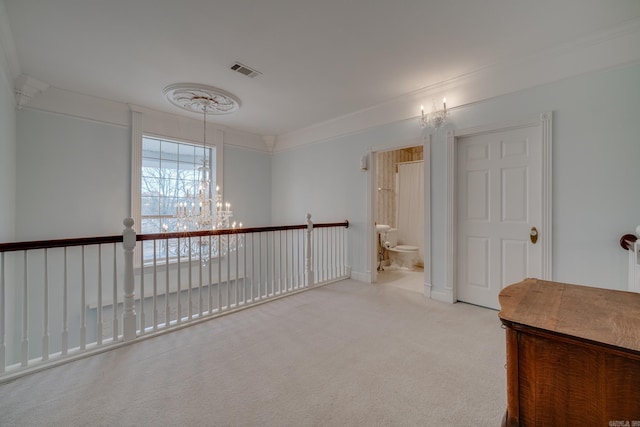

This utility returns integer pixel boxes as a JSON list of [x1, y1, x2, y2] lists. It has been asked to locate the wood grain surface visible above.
[[499, 279, 640, 426]]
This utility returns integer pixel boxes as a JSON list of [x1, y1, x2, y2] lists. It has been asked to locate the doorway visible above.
[[370, 140, 430, 295], [452, 113, 552, 309]]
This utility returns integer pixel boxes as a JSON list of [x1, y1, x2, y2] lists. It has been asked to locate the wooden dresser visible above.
[[498, 278, 640, 426]]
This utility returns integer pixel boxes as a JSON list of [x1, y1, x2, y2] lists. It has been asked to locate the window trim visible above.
[[130, 108, 224, 267]]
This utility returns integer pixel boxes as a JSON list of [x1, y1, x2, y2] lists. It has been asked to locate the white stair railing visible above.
[[0, 215, 349, 381]]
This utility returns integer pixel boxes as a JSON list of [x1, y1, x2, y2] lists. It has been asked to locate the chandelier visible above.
[[419, 98, 448, 128], [163, 83, 244, 262]]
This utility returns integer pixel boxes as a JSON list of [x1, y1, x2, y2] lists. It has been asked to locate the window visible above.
[[140, 135, 215, 262]]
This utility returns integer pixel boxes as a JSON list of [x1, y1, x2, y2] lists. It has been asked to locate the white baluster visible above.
[[97, 245, 103, 345], [112, 243, 118, 340], [284, 230, 294, 290], [227, 235, 231, 307], [0, 253, 5, 373], [236, 234, 240, 305], [198, 237, 203, 316], [217, 236, 222, 311], [42, 249, 49, 360], [152, 239, 158, 331], [208, 236, 213, 314], [188, 236, 193, 320], [259, 233, 263, 299], [298, 230, 302, 289], [306, 214, 314, 287], [341, 226, 344, 277], [122, 217, 137, 342], [62, 248, 68, 355], [271, 232, 276, 296], [81, 246, 86, 350], [177, 238, 182, 322], [634, 241, 640, 293], [333, 227, 337, 279], [139, 242, 145, 335], [164, 238, 170, 327], [21, 251, 28, 367], [278, 231, 282, 294], [243, 232, 247, 304]]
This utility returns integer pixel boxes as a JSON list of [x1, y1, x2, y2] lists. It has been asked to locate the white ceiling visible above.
[[4, 0, 640, 137]]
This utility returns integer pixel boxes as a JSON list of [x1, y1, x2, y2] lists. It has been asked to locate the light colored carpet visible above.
[[0, 279, 506, 426]]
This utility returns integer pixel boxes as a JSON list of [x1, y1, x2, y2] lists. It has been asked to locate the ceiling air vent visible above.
[[230, 62, 261, 78]]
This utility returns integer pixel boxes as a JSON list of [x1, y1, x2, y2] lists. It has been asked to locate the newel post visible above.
[[122, 218, 137, 341], [305, 213, 314, 287]]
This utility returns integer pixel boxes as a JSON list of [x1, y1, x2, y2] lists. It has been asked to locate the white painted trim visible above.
[[446, 131, 455, 298], [367, 139, 426, 285], [540, 112, 553, 280], [24, 88, 270, 152], [275, 19, 640, 151], [350, 270, 371, 284], [130, 109, 142, 222], [423, 134, 432, 298], [130, 109, 143, 267], [446, 112, 553, 302], [423, 282, 432, 298], [431, 287, 455, 304], [367, 148, 376, 284], [13, 74, 48, 109], [19, 105, 129, 129]]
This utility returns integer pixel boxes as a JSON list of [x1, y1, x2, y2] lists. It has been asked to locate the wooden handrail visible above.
[[0, 220, 349, 253], [0, 235, 123, 253]]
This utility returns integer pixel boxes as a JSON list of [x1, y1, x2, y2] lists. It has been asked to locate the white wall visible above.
[[272, 124, 422, 277], [223, 145, 272, 227], [272, 61, 640, 292], [0, 27, 17, 364], [0, 59, 15, 241], [443, 62, 640, 290], [15, 109, 130, 239], [14, 106, 273, 240]]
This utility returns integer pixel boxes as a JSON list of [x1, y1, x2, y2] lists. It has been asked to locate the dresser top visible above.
[[498, 278, 640, 354]]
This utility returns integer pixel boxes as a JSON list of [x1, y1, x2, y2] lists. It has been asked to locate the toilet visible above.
[[384, 228, 420, 270]]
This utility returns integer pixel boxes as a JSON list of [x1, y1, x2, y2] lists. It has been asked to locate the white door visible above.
[[457, 126, 542, 310]]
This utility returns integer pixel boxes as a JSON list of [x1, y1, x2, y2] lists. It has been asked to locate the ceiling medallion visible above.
[[163, 83, 241, 115]]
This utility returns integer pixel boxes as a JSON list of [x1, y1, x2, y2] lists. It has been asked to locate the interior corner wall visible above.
[[15, 109, 131, 240], [0, 48, 17, 362], [271, 61, 640, 292], [14, 107, 273, 241], [223, 144, 272, 227], [0, 67, 15, 242], [271, 124, 423, 278]]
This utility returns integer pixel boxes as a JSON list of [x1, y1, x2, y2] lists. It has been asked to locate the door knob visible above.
[[530, 227, 538, 244]]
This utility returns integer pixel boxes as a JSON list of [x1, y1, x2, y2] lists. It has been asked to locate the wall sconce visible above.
[[419, 98, 448, 128], [360, 154, 368, 171]]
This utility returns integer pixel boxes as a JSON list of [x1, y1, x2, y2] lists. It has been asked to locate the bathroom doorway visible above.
[[370, 142, 428, 295]]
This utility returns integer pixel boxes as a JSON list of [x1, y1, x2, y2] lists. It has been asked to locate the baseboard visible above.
[[424, 282, 432, 298], [350, 270, 371, 283], [430, 287, 455, 304]]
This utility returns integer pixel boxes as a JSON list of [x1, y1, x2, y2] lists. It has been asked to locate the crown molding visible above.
[[14, 74, 48, 109], [262, 135, 276, 152], [275, 17, 640, 152], [23, 87, 270, 152]]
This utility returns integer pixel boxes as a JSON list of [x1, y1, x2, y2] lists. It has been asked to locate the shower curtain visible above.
[[396, 161, 424, 266]]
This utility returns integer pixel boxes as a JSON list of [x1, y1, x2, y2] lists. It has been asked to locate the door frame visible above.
[[367, 136, 431, 295], [443, 112, 552, 303]]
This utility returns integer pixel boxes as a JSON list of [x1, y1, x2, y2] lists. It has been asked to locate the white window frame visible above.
[[130, 108, 224, 267]]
